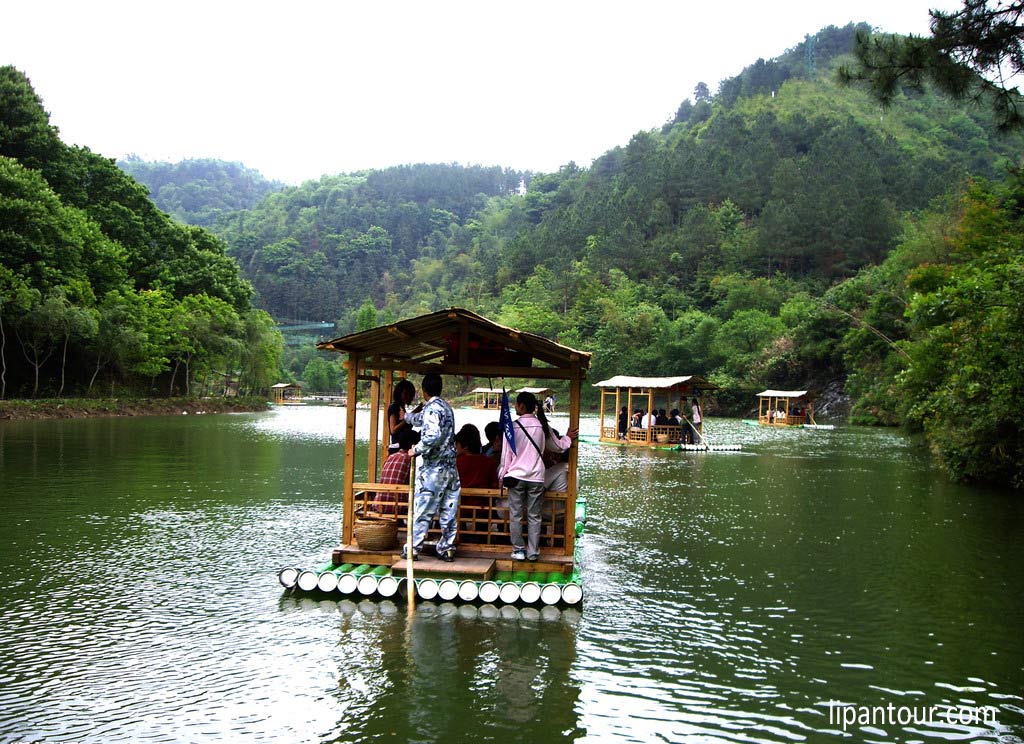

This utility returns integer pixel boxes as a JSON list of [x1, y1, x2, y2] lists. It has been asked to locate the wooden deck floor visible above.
[[332, 544, 575, 576]]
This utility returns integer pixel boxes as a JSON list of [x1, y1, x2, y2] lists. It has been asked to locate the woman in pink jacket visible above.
[[498, 391, 577, 561]]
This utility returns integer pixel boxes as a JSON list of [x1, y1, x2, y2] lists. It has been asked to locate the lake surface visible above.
[[0, 406, 1021, 743]]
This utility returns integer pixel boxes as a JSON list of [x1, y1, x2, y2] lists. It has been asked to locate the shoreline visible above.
[[0, 397, 270, 421]]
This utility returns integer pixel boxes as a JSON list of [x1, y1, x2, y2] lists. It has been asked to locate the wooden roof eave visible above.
[[317, 307, 591, 377]]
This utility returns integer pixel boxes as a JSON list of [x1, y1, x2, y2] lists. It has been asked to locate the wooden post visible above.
[[368, 370, 381, 483], [610, 386, 618, 440], [564, 362, 582, 556], [380, 369, 394, 473], [342, 355, 360, 546], [647, 390, 654, 445]]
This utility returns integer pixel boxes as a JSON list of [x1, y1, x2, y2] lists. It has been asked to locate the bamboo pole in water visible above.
[[498, 581, 521, 604], [338, 564, 373, 594], [561, 571, 583, 605], [298, 561, 334, 592], [358, 565, 391, 596], [540, 571, 567, 605], [458, 580, 480, 602], [477, 581, 500, 603], [406, 457, 417, 613], [416, 578, 439, 600], [437, 579, 460, 601], [278, 567, 299, 589], [519, 580, 542, 604], [377, 574, 401, 598]]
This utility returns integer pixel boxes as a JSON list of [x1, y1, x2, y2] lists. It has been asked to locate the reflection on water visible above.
[[0, 409, 1021, 743]]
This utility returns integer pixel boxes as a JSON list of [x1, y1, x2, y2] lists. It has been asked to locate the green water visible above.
[[0, 407, 1021, 743]]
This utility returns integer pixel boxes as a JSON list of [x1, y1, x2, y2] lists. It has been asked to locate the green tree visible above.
[[898, 177, 1024, 486], [236, 309, 284, 396], [0, 67, 62, 171], [713, 309, 786, 381], [302, 356, 340, 393], [839, 1, 1024, 130], [0, 266, 33, 398], [355, 299, 379, 332]]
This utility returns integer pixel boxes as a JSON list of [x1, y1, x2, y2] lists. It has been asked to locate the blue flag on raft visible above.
[[499, 387, 517, 455]]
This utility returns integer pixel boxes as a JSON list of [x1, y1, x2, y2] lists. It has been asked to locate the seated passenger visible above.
[[482, 420, 502, 460], [374, 428, 420, 516], [455, 423, 498, 488]]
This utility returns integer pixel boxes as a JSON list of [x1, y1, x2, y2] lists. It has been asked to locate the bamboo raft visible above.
[[753, 390, 834, 430], [279, 308, 592, 607], [591, 375, 742, 451]]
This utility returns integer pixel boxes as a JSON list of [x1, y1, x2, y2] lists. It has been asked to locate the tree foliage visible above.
[[0, 67, 282, 399], [839, 1, 1024, 130]]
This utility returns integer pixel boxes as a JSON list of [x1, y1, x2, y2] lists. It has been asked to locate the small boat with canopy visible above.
[[270, 382, 304, 405], [590, 375, 741, 451], [751, 390, 834, 430], [277, 308, 591, 607], [468, 387, 503, 409]]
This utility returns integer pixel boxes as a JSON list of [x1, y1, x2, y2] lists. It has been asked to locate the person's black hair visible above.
[[422, 372, 443, 397], [536, 407, 553, 441], [484, 421, 501, 443], [516, 391, 537, 412], [397, 428, 421, 450], [454, 423, 483, 454], [516, 391, 551, 440], [392, 379, 415, 404]]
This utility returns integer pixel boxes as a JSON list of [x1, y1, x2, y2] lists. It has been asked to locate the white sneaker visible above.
[[511, 549, 526, 561]]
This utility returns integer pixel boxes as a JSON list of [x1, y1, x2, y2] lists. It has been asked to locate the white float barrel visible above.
[[457, 581, 480, 602], [437, 579, 460, 601], [477, 581, 500, 603], [518, 581, 542, 604], [278, 567, 299, 589], [417, 578, 439, 600]]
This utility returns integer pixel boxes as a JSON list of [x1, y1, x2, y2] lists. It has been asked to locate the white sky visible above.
[[3, 0, 960, 185]]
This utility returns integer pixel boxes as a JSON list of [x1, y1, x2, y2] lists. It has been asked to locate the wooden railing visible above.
[[352, 483, 569, 551]]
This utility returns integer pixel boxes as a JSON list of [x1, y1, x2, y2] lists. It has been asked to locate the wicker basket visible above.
[[655, 433, 670, 444], [353, 517, 398, 551]]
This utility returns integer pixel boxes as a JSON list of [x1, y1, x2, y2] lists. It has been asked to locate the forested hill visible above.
[[203, 22, 1023, 487], [0, 66, 283, 400], [117, 157, 284, 227], [197, 24, 1020, 323], [213, 164, 528, 323]]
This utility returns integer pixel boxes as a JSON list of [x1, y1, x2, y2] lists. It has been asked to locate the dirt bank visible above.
[[0, 397, 271, 421]]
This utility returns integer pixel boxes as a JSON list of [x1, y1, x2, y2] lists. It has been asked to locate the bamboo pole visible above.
[[278, 567, 299, 588], [478, 580, 500, 603], [368, 371, 381, 483], [406, 456, 417, 613], [342, 356, 360, 546], [437, 579, 460, 601], [381, 369, 394, 473]]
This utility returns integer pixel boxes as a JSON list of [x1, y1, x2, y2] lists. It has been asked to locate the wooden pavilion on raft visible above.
[[593, 375, 720, 448], [469, 387, 503, 409], [277, 308, 591, 606], [753, 389, 833, 429]]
